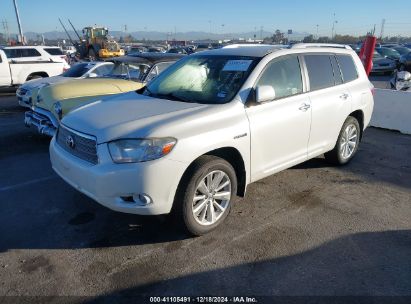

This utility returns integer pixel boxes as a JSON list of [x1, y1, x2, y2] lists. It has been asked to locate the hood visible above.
[[22, 75, 67, 90], [36, 78, 143, 110], [62, 92, 208, 143]]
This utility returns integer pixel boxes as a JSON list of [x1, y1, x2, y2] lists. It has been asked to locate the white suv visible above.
[[3, 46, 69, 69], [50, 44, 374, 235]]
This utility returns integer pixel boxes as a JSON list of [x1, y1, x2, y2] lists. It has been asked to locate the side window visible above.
[[256, 55, 303, 100], [20, 49, 41, 57], [145, 62, 174, 82], [305, 54, 335, 91], [330, 55, 343, 85], [4, 49, 19, 58], [93, 64, 113, 76], [336, 55, 358, 83]]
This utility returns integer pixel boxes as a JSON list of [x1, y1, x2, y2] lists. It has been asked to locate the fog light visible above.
[[136, 193, 152, 205]]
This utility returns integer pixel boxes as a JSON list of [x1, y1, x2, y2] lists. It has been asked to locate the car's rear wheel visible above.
[[324, 116, 361, 165], [175, 155, 237, 236]]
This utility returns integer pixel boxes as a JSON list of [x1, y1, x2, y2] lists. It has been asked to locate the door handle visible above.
[[299, 103, 311, 111], [340, 93, 349, 100]]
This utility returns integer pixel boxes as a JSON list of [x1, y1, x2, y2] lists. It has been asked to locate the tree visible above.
[[303, 35, 315, 43], [317, 36, 330, 43], [272, 29, 285, 44]]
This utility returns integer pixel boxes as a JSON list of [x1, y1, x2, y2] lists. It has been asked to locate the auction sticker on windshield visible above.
[[223, 60, 253, 71]]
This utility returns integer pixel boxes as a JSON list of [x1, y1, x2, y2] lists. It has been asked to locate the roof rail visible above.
[[290, 43, 352, 50], [223, 44, 279, 48]]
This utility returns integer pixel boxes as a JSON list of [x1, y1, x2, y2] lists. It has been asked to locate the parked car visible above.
[[17, 61, 114, 108], [0, 49, 67, 89], [375, 47, 401, 61], [50, 44, 374, 235], [167, 48, 187, 54], [392, 46, 411, 56], [25, 53, 185, 136], [3, 46, 70, 69], [371, 51, 397, 74], [399, 52, 411, 72], [62, 46, 77, 56]]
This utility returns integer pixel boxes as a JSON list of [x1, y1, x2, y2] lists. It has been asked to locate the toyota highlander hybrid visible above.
[[50, 44, 374, 235]]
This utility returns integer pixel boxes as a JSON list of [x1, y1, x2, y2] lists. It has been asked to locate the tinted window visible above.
[[330, 56, 343, 85], [20, 49, 41, 57], [256, 55, 303, 99], [44, 48, 64, 55], [305, 55, 335, 91], [62, 63, 90, 77], [336, 55, 358, 83]]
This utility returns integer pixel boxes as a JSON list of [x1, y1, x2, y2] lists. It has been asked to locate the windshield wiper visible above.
[[158, 92, 193, 103]]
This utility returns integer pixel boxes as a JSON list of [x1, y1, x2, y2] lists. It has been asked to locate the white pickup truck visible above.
[[0, 49, 66, 88]]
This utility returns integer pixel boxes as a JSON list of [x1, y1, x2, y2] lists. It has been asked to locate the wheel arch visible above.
[[349, 109, 364, 139], [177, 146, 247, 198], [26, 72, 49, 81]]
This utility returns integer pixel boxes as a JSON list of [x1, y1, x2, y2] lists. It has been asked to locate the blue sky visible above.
[[1, 0, 410, 37]]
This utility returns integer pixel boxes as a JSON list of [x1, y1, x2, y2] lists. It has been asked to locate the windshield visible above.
[[62, 63, 91, 77], [101, 62, 149, 81], [379, 48, 401, 59], [143, 55, 259, 104]]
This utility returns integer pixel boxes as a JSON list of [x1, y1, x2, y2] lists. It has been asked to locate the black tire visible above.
[[173, 155, 237, 236], [324, 116, 361, 166]]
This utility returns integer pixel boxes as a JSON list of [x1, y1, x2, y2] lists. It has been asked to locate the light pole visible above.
[[331, 13, 338, 41], [208, 20, 212, 40], [13, 0, 24, 44], [316, 24, 319, 40]]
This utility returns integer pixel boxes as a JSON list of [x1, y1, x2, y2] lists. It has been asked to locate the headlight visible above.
[[53, 102, 63, 119], [108, 138, 177, 163], [36, 94, 43, 104]]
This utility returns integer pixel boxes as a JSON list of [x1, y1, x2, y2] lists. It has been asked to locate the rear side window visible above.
[[256, 55, 303, 99], [44, 48, 64, 55], [336, 55, 358, 83], [304, 55, 335, 91]]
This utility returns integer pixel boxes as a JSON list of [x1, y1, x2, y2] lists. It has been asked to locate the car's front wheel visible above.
[[175, 155, 237, 236], [325, 116, 361, 165]]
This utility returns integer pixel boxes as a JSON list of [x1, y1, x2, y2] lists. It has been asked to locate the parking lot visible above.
[[0, 92, 410, 299]]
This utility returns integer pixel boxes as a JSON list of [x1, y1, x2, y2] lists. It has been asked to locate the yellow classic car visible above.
[[24, 53, 185, 136]]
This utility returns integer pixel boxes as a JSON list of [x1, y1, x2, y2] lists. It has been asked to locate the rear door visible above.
[[0, 51, 11, 86], [304, 54, 352, 158]]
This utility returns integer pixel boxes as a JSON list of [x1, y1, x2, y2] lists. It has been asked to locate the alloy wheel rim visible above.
[[192, 170, 231, 226], [340, 123, 358, 159]]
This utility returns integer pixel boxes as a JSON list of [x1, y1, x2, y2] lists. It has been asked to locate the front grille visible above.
[[56, 125, 98, 164]]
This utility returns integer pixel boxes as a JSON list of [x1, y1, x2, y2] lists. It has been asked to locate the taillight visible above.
[[371, 87, 376, 96]]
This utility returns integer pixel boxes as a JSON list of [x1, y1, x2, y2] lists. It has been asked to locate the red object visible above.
[[359, 36, 377, 76]]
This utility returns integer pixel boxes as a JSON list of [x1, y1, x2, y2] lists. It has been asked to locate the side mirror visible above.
[[256, 86, 276, 103], [87, 72, 98, 78]]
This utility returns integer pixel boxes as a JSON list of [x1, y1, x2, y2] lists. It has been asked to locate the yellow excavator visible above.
[[59, 19, 124, 59]]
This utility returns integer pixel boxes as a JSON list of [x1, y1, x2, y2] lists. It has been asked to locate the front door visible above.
[[246, 55, 311, 182]]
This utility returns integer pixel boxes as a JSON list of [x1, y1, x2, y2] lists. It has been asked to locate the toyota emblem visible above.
[[65, 135, 75, 149]]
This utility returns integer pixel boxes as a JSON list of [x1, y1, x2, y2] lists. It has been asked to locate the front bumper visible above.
[[24, 108, 58, 137], [50, 137, 188, 215]]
